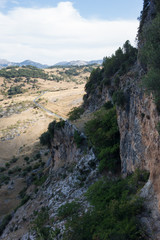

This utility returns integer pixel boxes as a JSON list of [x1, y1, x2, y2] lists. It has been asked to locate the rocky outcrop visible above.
[[116, 65, 160, 175], [82, 63, 160, 238], [116, 65, 160, 237], [50, 121, 85, 170], [0, 122, 98, 240]]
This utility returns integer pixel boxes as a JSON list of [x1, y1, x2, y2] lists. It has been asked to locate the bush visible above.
[[40, 120, 65, 147], [8, 86, 23, 95], [68, 106, 84, 121], [73, 130, 85, 148], [19, 187, 27, 198], [103, 101, 113, 110], [34, 175, 47, 186], [24, 156, 29, 161], [112, 90, 126, 107], [85, 107, 120, 172], [20, 195, 30, 206], [0, 174, 10, 185], [63, 170, 149, 240], [0, 167, 6, 173], [85, 67, 103, 95], [0, 214, 12, 236], [40, 131, 51, 147], [10, 156, 18, 163], [32, 207, 58, 239], [57, 201, 80, 219], [5, 162, 10, 168]]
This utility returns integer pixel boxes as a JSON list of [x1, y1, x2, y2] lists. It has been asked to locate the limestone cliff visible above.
[[0, 122, 98, 240], [50, 122, 85, 170], [83, 62, 160, 239]]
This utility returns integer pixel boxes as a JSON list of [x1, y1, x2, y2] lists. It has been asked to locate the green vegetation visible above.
[[65, 68, 79, 76], [40, 119, 65, 147], [85, 67, 103, 95], [68, 106, 84, 121], [138, 0, 160, 36], [138, 0, 150, 35], [112, 90, 126, 107], [103, 40, 137, 78], [20, 195, 30, 206], [0, 167, 6, 173], [57, 201, 80, 219], [32, 207, 59, 240], [0, 214, 12, 236], [0, 66, 48, 79], [8, 85, 23, 95], [63, 170, 149, 240], [103, 101, 113, 110], [0, 174, 10, 186], [84, 41, 137, 102], [34, 175, 47, 186], [139, 13, 160, 111], [40, 131, 51, 147], [73, 130, 85, 148], [8, 166, 21, 175], [85, 106, 120, 172]]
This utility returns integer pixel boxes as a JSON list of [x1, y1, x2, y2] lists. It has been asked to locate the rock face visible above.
[[50, 122, 83, 170], [0, 122, 98, 240], [116, 65, 160, 176], [83, 63, 160, 238]]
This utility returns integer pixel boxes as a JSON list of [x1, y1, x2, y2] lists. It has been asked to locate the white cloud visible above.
[[0, 1, 139, 64]]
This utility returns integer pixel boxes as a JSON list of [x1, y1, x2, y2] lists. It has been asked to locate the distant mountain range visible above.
[[0, 59, 102, 69], [53, 60, 103, 67], [0, 59, 48, 69]]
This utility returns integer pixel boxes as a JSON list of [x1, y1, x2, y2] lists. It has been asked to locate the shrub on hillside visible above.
[[85, 107, 120, 172], [112, 90, 126, 107], [73, 130, 85, 148], [0, 214, 12, 236], [68, 106, 84, 121], [40, 120, 65, 147], [57, 201, 80, 219], [63, 170, 149, 240]]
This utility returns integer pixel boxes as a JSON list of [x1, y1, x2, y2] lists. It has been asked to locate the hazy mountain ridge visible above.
[[0, 59, 102, 69], [53, 60, 103, 67], [0, 59, 48, 69]]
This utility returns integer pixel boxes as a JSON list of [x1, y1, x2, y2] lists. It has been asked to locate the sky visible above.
[[0, 0, 143, 65]]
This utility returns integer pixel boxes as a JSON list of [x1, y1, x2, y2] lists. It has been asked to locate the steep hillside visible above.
[[0, 1, 160, 239]]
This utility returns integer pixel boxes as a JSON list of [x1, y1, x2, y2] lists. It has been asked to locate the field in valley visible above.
[[0, 64, 96, 218]]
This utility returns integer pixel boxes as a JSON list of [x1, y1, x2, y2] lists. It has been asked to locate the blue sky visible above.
[[0, 0, 143, 64], [1, 0, 143, 20]]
